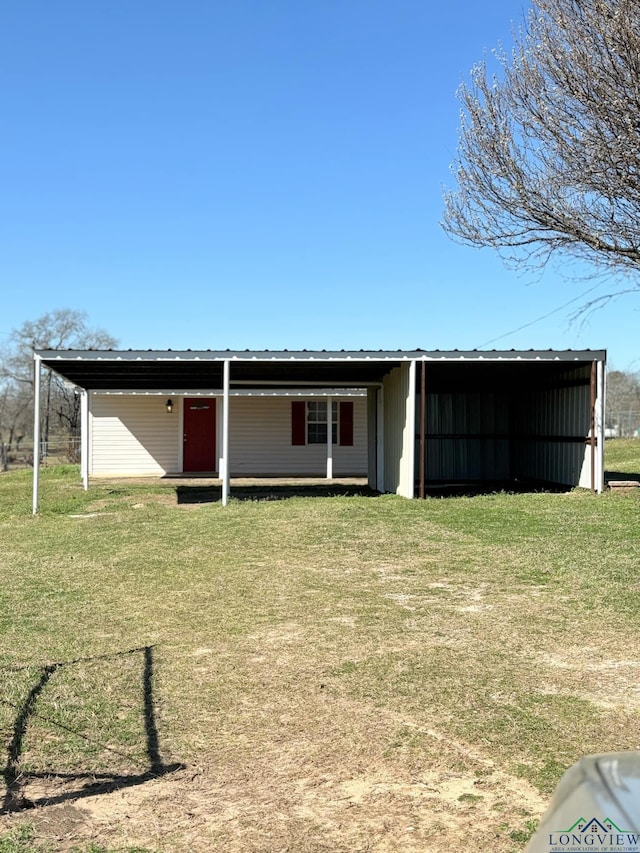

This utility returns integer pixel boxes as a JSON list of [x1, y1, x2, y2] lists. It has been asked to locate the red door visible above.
[[183, 398, 217, 472]]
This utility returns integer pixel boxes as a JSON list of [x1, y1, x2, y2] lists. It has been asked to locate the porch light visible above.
[[165, 398, 174, 414]]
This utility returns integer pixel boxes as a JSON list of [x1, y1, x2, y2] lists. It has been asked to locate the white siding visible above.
[[90, 395, 180, 476], [229, 396, 367, 476], [90, 394, 367, 478]]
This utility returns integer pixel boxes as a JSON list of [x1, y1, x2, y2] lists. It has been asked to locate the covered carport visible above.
[[32, 349, 409, 512], [32, 348, 606, 512]]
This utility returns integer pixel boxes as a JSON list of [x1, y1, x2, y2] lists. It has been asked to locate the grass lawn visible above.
[[0, 442, 639, 851], [605, 435, 640, 476]]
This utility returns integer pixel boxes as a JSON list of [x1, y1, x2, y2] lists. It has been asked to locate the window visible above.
[[291, 400, 354, 446], [307, 401, 337, 444]]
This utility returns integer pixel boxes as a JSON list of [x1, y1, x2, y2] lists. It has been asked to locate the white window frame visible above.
[[307, 400, 338, 445]]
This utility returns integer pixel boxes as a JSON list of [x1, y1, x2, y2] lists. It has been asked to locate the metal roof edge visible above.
[[35, 348, 608, 362]]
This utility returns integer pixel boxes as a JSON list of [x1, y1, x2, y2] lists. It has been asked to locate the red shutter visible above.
[[291, 401, 306, 445], [339, 401, 353, 446]]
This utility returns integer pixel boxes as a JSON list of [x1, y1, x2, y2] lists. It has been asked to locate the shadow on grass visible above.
[[605, 470, 640, 484], [1, 646, 184, 813], [417, 479, 570, 498], [176, 483, 380, 504]]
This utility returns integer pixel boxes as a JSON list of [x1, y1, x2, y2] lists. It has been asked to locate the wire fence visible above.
[[0, 436, 81, 470]]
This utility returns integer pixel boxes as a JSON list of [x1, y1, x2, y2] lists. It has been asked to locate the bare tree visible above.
[[606, 369, 640, 435], [443, 0, 640, 307], [0, 309, 117, 461], [0, 384, 31, 470], [0, 383, 30, 446]]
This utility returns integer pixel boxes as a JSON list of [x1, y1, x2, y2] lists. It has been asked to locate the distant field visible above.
[[0, 447, 639, 852], [605, 436, 640, 475]]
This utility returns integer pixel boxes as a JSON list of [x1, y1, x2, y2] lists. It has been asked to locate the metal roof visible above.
[[36, 347, 606, 360], [35, 348, 607, 391]]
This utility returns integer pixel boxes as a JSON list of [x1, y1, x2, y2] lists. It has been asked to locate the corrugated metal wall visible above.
[[511, 364, 592, 487], [383, 363, 415, 497], [417, 391, 510, 482], [414, 361, 599, 489]]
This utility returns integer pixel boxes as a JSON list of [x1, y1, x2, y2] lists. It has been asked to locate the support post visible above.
[[326, 396, 333, 479], [590, 359, 597, 494], [222, 359, 230, 506], [80, 389, 89, 490], [32, 355, 42, 515], [419, 359, 426, 499], [406, 360, 416, 498], [596, 359, 605, 494]]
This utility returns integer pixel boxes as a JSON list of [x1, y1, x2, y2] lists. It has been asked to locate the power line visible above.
[[474, 282, 603, 349]]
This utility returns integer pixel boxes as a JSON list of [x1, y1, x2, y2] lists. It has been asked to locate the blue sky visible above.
[[1, 0, 637, 369]]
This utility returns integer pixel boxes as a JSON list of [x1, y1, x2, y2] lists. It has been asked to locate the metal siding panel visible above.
[[419, 390, 510, 483], [383, 363, 413, 495], [383, 368, 400, 493], [514, 364, 592, 486], [404, 361, 416, 497], [367, 388, 378, 489], [412, 361, 601, 488]]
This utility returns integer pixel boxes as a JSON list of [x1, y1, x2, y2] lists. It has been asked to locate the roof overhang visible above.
[[34, 349, 607, 392]]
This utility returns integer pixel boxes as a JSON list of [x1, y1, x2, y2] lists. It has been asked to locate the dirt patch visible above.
[[2, 713, 545, 853], [0, 636, 549, 852], [537, 648, 640, 710]]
